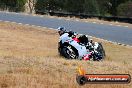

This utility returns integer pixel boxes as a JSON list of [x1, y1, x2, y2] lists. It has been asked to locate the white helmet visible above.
[[57, 27, 66, 36], [57, 27, 65, 31]]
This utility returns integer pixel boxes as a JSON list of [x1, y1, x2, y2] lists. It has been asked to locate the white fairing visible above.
[[60, 33, 88, 58], [69, 40, 87, 58]]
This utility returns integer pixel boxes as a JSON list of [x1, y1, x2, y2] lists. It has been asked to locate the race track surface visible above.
[[0, 11, 132, 45]]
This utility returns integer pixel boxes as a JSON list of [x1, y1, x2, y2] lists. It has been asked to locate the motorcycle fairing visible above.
[[68, 40, 88, 58]]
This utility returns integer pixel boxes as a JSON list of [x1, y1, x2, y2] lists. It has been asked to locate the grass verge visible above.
[[0, 22, 132, 88]]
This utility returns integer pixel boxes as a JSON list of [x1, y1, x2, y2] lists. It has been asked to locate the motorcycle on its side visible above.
[[58, 29, 105, 61]]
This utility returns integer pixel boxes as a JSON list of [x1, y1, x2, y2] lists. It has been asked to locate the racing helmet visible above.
[[58, 27, 65, 31], [57, 27, 66, 36]]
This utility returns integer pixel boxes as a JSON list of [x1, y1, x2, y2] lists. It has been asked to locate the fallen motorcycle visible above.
[[58, 27, 105, 61]]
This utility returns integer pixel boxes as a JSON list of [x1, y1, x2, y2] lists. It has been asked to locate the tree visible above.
[[96, 0, 110, 16], [35, 0, 47, 13], [117, 1, 132, 17], [63, 0, 84, 13], [3, 0, 128, 17], [0, 0, 26, 12], [108, 0, 130, 16], [16, 0, 26, 12], [84, 0, 100, 15], [26, 0, 38, 13], [0, 0, 7, 10], [35, 0, 63, 14]]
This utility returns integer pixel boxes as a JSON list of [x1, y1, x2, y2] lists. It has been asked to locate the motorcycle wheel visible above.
[[96, 43, 105, 60], [61, 46, 77, 59], [92, 43, 105, 61], [98, 43, 105, 57]]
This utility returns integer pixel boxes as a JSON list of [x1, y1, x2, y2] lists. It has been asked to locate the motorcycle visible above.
[[58, 30, 105, 61]]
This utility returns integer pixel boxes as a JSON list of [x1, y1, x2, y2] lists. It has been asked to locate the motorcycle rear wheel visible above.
[[93, 43, 105, 61]]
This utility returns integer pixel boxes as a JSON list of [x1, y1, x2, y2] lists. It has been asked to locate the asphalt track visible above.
[[0, 11, 132, 45]]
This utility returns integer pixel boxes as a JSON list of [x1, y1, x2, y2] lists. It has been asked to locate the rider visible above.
[[58, 27, 72, 42], [58, 27, 75, 37], [58, 27, 89, 44], [58, 27, 66, 36]]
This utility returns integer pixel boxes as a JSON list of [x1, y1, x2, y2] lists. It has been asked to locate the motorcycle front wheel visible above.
[[61, 46, 77, 59]]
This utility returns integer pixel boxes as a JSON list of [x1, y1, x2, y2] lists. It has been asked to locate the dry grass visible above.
[[0, 22, 132, 88]]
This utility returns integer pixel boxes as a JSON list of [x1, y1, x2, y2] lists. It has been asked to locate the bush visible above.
[[0, 0, 26, 12], [117, 1, 132, 17]]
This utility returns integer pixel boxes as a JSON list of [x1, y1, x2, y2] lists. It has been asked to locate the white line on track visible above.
[[66, 19, 70, 20], [11, 22, 17, 24], [4, 21, 10, 23], [92, 22, 96, 24], [40, 15, 44, 17], [58, 18, 63, 20], [31, 25, 36, 27], [18, 23, 22, 25], [25, 24, 30, 26], [36, 26, 41, 28], [117, 25, 121, 27], [124, 26, 129, 28]]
